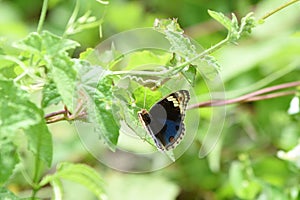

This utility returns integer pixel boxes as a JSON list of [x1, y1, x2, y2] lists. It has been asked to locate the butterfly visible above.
[[138, 90, 190, 151]]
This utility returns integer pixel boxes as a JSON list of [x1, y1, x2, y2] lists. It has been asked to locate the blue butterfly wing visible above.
[[147, 90, 190, 150]]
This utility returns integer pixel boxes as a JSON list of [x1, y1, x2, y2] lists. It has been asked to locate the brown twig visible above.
[[243, 91, 297, 102], [187, 81, 300, 109], [44, 110, 67, 119]]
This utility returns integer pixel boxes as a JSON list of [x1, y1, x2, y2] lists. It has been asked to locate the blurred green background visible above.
[[1, 0, 300, 199]]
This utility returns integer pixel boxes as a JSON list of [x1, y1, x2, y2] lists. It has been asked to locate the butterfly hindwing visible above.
[[138, 90, 190, 151]]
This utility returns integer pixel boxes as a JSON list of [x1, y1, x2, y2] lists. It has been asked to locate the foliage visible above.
[[0, 0, 300, 199], [40, 162, 106, 200]]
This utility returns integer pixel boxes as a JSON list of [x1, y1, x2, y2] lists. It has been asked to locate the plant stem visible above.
[[188, 81, 300, 109], [64, 0, 80, 37], [189, 91, 297, 109], [243, 91, 297, 102], [44, 110, 67, 119], [31, 156, 42, 199], [260, 0, 300, 21], [37, 0, 49, 33]]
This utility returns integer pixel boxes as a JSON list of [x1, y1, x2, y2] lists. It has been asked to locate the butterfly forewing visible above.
[[138, 90, 190, 151]]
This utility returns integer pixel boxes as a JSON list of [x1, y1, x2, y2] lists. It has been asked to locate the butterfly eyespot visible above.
[[175, 125, 179, 130], [169, 136, 175, 143]]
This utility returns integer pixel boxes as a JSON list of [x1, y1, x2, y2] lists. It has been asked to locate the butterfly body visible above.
[[138, 90, 190, 151]]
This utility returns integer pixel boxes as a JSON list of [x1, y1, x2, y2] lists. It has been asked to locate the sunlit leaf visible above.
[[94, 75, 120, 148], [42, 80, 62, 108], [75, 61, 120, 150], [40, 162, 107, 200], [133, 86, 162, 110], [125, 50, 171, 70], [14, 31, 79, 112], [0, 79, 52, 167], [208, 10, 232, 31], [0, 141, 19, 186], [14, 31, 79, 56], [45, 54, 77, 112], [0, 79, 42, 133], [24, 120, 53, 167], [154, 18, 218, 79]]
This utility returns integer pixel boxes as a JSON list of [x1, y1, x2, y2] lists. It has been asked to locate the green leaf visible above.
[[182, 65, 196, 86], [154, 18, 195, 58], [0, 79, 52, 167], [199, 55, 221, 79], [154, 18, 218, 79], [208, 10, 256, 43], [79, 48, 95, 60], [75, 62, 120, 150], [40, 31, 79, 55], [154, 18, 184, 33], [0, 141, 19, 186], [0, 187, 20, 200], [208, 10, 232, 31], [94, 75, 120, 149], [0, 79, 52, 181], [24, 121, 53, 167], [45, 54, 77, 113], [14, 31, 79, 56], [0, 79, 42, 133], [125, 50, 172, 70], [13, 32, 42, 54], [133, 86, 162, 110], [87, 43, 123, 69], [42, 81, 62, 108], [14, 31, 79, 112], [40, 162, 107, 200]]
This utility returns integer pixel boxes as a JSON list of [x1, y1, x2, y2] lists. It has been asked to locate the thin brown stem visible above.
[[189, 91, 296, 109], [188, 81, 300, 109], [46, 115, 66, 124], [44, 110, 66, 119], [260, 0, 300, 21], [243, 91, 297, 102], [230, 81, 300, 102]]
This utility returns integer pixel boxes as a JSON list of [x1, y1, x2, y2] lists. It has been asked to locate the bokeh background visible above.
[[1, 0, 300, 199]]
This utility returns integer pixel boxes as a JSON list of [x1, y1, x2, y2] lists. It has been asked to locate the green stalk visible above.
[[37, 0, 49, 33], [31, 157, 42, 199], [260, 0, 300, 21], [63, 0, 80, 37]]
